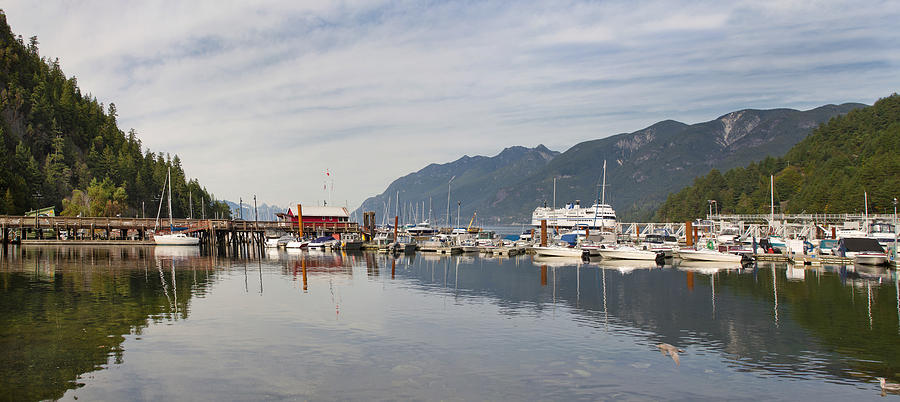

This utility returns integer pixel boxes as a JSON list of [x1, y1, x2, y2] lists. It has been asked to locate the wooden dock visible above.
[[0, 214, 360, 256]]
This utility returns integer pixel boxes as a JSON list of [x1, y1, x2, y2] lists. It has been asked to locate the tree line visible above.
[[0, 10, 231, 219], [655, 94, 900, 222]]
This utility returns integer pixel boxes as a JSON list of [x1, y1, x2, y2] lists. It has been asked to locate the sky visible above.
[[4, 0, 899, 210]]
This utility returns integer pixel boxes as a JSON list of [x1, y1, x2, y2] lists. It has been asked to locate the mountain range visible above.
[[356, 102, 865, 224], [655, 94, 899, 221]]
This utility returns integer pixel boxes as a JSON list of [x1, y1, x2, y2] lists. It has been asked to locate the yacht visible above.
[[407, 221, 438, 237]]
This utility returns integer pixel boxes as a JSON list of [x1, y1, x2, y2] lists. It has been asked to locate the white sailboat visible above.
[[153, 167, 200, 246]]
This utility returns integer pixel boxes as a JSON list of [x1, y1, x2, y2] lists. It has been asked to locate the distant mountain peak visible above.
[[716, 110, 762, 148]]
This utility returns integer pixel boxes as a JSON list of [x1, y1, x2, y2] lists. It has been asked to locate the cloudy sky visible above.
[[4, 1, 898, 209]]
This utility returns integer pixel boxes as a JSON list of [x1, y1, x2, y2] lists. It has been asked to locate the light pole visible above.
[[254, 195, 258, 222], [893, 197, 898, 261], [239, 197, 243, 220], [457, 201, 461, 230], [446, 176, 455, 228]]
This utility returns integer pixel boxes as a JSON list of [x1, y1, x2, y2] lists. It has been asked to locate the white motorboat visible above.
[[677, 248, 743, 263], [597, 245, 658, 261], [308, 236, 338, 249], [837, 237, 889, 265], [285, 240, 307, 249], [532, 245, 586, 258], [265, 234, 295, 248], [854, 252, 889, 265], [457, 239, 480, 253]]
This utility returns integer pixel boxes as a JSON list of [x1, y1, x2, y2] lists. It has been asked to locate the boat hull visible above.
[[532, 246, 585, 258], [678, 249, 743, 263], [854, 253, 888, 265], [597, 248, 658, 260], [153, 234, 200, 246]]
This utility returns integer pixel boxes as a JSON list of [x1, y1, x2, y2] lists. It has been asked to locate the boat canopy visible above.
[[838, 237, 884, 253], [560, 233, 578, 246]]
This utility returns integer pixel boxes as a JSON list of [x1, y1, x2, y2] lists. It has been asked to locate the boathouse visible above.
[[276, 205, 357, 234]]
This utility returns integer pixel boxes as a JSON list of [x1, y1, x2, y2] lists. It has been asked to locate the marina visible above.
[[1, 245, 898, 400]]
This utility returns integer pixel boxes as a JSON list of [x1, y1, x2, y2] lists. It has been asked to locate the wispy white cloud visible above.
[[3, 0, 898, 208]]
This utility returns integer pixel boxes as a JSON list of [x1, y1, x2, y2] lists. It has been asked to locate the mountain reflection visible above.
[[0, 246, 216, 401], [379, 253, 900, 385]]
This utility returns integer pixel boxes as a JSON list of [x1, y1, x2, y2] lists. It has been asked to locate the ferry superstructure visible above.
[[532, 159, 616, 230], [531, 200, 616, 229]]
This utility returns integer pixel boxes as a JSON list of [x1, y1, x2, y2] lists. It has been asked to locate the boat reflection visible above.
[[153, 246, 201, 260], [532, 255, 584, 267], [675, 259, 742, 274], [592, 259, 658, 274]]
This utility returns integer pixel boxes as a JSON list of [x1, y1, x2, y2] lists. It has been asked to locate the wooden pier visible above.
[[0, 215, 360, 256]]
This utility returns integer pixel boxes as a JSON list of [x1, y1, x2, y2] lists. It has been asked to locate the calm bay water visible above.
[[1, 246, 899, 400]]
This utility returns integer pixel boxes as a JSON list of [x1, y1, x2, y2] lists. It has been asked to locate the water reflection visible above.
[[0, 246, 898, 400]]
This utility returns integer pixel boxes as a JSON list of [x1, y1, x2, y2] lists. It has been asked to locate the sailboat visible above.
[[153, 167, 200, 246]]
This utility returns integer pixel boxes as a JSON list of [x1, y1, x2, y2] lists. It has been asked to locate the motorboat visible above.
[[837, 237, 889, 265], [678, 247, 743, 263], [597, 245, 658, 260], [308, 236, 338, 249], [285, 240, 308, 249], [531, 245, 586, 258], [265, 234, 295, 248], [854, 252, 889, 265], [457, 238, 480, 253], [407, 221, 438, 237], [643, 233, 678, 257]]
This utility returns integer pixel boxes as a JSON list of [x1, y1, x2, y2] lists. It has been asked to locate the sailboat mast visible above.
[[770, 174, 774, 224], [167, 167, 174, 230], [154, 171, 167, 231], [864, 191, 869, 235], [601, 160, 607, 205]]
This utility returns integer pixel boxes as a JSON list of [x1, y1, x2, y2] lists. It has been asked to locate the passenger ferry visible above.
[[531, 200, 616, 229]]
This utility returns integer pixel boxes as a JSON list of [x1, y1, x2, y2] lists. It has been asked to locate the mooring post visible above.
[[685, 221, 693, 247], [541, 219, 547, 247], [302, 258, 308, 292], [297, 204, 304, 240]]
